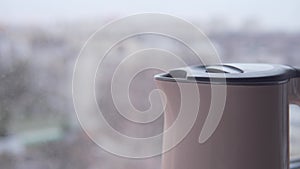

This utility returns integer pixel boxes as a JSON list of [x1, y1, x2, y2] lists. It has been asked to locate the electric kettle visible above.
[[155, 63, 300, 169]]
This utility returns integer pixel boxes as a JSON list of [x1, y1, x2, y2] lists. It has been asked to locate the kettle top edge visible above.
[[154, 63, 297, 86]]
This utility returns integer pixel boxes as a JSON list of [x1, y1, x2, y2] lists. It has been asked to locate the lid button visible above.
[[205, 65, 244, 74]]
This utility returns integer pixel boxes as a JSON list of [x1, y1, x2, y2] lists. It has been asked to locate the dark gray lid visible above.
[[154, 63, 299, 85]]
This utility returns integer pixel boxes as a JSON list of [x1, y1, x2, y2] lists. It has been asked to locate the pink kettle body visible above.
[[155, 63, 300, 169]]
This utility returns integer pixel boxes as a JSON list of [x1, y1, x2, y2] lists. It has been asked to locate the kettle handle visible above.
[[289, 67, 300, 169], [289, 67, 300, 105]]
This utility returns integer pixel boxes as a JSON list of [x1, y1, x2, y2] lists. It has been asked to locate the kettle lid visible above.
[[155, 63, 297, 85]]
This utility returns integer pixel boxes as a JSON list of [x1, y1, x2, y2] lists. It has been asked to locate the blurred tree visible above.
[[0, 59, 29, 137]]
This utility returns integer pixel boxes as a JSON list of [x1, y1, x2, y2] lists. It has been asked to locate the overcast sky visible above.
[[1, 0, 300, 31]]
